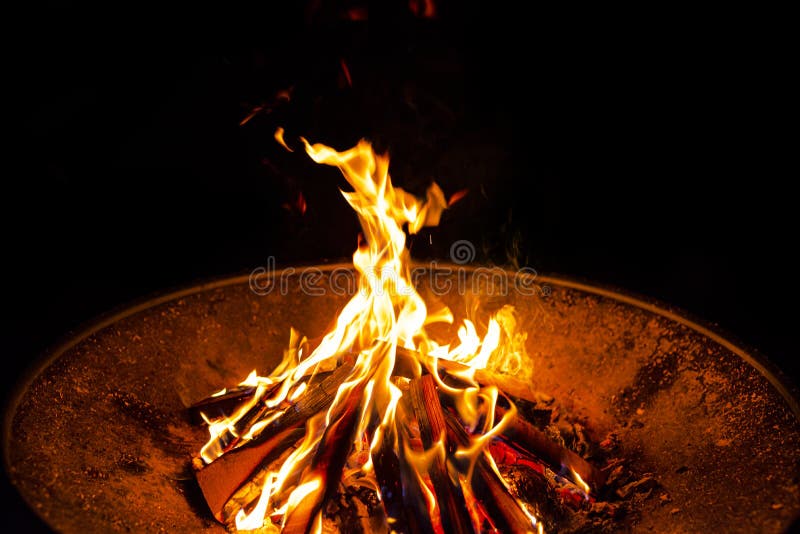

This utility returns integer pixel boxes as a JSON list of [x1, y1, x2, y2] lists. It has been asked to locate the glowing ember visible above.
[[197, 138, 546, 532]]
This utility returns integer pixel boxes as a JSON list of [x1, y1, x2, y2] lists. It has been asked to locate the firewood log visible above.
[[408, 375, 472, 534], [395, 346, 543, 404], [221, 434, 307, 525], [394, 347, 605, 492], [443, 411, 538, 534], [282, 381, 366, 534], [197, 426, 304, 522], [196, 363, 353, 522], [188, 386, 257, 424], [497, 406, 606, 493], [397, 396, 437, 534]]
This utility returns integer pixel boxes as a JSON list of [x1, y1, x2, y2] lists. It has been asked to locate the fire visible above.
[[571, 469, 591, 497], [198, 138, 544, 532], [274, 127, 294, 152]]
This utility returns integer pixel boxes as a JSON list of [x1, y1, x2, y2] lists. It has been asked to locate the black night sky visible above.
[[4, 3, 795, 530]]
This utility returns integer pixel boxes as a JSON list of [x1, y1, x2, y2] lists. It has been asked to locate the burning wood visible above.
[[282, 382, 366, 533], [187, 138, 617, 533], [235, 363, 354, 450], [398, 346, 605, 494], [200, 382, 282, 456], [443, 411, 539, 534], [408, 375, 472, 534], [397, 426, 438, 534], [404, 348, 543, 404], [370, 411, 406, 530], [222, 434, 307, 525], [197, 426, 305, 522], [188, 386, 257, 424], [195, 364, 352, 520], [497, 406, 607, 493]]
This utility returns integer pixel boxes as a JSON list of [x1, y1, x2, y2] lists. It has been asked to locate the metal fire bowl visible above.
[[4, 264, 800, 533]]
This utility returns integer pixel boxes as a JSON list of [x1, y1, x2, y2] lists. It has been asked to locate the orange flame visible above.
[[274, 127, 294, 152], [199, 138, 543, 531]]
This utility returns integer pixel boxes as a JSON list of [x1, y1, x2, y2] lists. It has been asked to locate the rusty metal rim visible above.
[[4, 262, 798, 476]]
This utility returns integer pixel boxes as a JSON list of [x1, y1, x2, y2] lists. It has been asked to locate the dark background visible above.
[[4, 3, 795, 531]]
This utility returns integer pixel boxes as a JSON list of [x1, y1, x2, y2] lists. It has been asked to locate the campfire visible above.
[[7, 215, 800, 533], [190, 138, 613, 533], [7, 132, 800, 534]]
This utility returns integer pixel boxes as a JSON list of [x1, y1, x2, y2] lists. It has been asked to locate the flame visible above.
[[199, 138, 543, 531], [571, 468, 591, 497], [274, 127, 294, 152]]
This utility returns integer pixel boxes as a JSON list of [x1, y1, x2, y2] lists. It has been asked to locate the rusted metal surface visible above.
[[3, 264, 799, 532]]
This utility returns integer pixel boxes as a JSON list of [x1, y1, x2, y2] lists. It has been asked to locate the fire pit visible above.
[[4, 264, 799, 532], [5, 139, 800, 533]]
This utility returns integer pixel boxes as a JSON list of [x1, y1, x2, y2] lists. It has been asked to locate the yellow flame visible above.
[[239, 371, 259, 387], [402, 434, 446, 523], [235, 472, 281, 531], [571, 468, 591, 497], [284, 478, 322, 520], [199, 138, 542, 530], [288, 381, 307, 402]]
